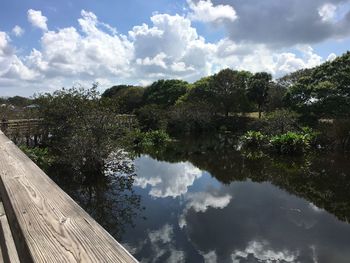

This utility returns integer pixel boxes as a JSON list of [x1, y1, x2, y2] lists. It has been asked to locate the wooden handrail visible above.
[[0, 131, 138, 262]]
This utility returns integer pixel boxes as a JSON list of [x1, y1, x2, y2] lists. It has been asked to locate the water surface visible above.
[[50, 136, 350, 262]]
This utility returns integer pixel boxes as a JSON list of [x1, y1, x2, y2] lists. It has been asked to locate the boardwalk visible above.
[[0, 131, 138, 262]]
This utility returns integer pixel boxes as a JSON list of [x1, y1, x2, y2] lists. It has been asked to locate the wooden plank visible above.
[[0, 131, 138, 263], [0, 201, 20, 263]]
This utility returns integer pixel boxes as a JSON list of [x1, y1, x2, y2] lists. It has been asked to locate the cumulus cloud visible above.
[[27, 10, 133, 79], [27, 9, 48, 31], [187, 0, 237, 23], [128, 224, 185, 263], [211, 0, 350, 47], [134, 155, 202, 198], [179, 191, 232, 228], [129, 13, 217, 82], [319, 3, 337, 22], [327, 52, 337, 61], [213, 39, 323, 77], [0, 32, 36, 82], [231, 240, 298, 262], [0, 8, 331, 95], [12, 25, 24, 37]]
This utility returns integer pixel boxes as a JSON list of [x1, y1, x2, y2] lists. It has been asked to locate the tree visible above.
[[7, 96, 32, 107], [211, 69, 251, 117], [285, 51, 350, 119], [102, 85, 134, 98], [265, 82, 287, 112], [247, 72, 272, 118], [102, 85, 144, 114], [143, 79, 188, 107], [184, 76, 215, 104], [35, 84, 121, 174]]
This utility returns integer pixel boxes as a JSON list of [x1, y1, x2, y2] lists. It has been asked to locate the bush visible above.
[[168, 101, 214, 133], [263, 109, 299, 135], [144, 130, 171, 146], [269, 132, 310, 154], [125, 129, 171, 149], [136, 104, 168, 131], [301, 127, 320, 146], [240, 131, 267, 148], [318, 119, 350, 151], [20, 146, 53, 171]]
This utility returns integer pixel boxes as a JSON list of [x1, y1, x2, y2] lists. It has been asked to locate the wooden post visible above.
[[1, 119, 8, 134]]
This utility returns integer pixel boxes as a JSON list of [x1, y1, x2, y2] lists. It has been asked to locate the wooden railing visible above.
[[0, 115, 137, 136], [0, 131, 138, 262]]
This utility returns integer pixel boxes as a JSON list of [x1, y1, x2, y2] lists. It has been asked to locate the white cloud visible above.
[[187, 0, 237, 23], [327, 52, 337, 61], [0, 32, 12, 57], [28, 10, 133, 79], [0, 32, 36, 81], [27, 9, 48, 31], [231, 240, 298, 263], [318, 3, 337, 22], [179, 192, 232, 228], [202, 251, 218, 263], [132, 224, 185, 263], [12, 25, 24, 37], [1, 10, 329, 96], [134, 155, 202, 198], [212, 39, 323, 78], [129, 13, 216, 83]]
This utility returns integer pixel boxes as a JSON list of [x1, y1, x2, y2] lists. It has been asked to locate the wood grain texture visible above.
[[0, 131, 138, 263], [0, 201, 20, 263]]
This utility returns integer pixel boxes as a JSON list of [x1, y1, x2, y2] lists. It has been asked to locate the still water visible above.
[[50, 136, 350, 263]]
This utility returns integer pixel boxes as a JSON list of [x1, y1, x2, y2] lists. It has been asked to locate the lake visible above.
[[50, 135, 350, 263]]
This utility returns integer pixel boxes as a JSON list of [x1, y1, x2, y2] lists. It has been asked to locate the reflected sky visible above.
[[122, 154, 350, 263]]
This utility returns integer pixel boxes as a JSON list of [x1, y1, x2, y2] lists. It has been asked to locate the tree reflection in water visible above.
[[140, 133, 350, 223], [48, 149, 144, 241]]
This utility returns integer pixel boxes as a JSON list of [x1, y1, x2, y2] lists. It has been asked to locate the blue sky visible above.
[[1, 0, 350, 96]]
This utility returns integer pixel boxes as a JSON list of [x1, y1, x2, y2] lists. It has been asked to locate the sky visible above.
[[1, 0, 350, 96]]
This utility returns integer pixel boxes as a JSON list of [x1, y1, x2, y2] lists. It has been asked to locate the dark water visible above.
[[50, 135, 350, 263]]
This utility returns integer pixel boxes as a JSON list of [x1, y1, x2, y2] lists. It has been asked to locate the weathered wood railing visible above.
[[0, 115, 138, 146], [0, 131, 138, 262], [1, 115, 137, 136]]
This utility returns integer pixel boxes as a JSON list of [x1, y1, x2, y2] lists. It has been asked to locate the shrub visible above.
[[269, 132, 310, 154], [20, 146, 53, 171], [125, 129, 171, 149], [240, 131, 267, 148], [136, 104, 168, 131], [263, 109, 299, 135], [168, 101, 214, 133], [144, 130, 171, 146], [301, 126, 320, 146]]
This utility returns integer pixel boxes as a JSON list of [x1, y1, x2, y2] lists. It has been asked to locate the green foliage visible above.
[[143, 79, 188, 107], [263, 109, 299, 135], [126, 129, 171, 149], [265, 83, 287, 111], [247, 72, 272, 118], [181, 76, 215, 104], [240, 126, 319, 154], [136, 104, 167, 131], [301, 127, 320, 146], [168, 101, 214, 133], [102, 85, 144, 113], [102, 85, 134, 98], [241, 131, 267, 148], [35, 84, 121, 172], [20, 146, 53, 171], [269, 132, 311, 154], [285, 51, 350, 118], [211, 69, 252, 116]]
